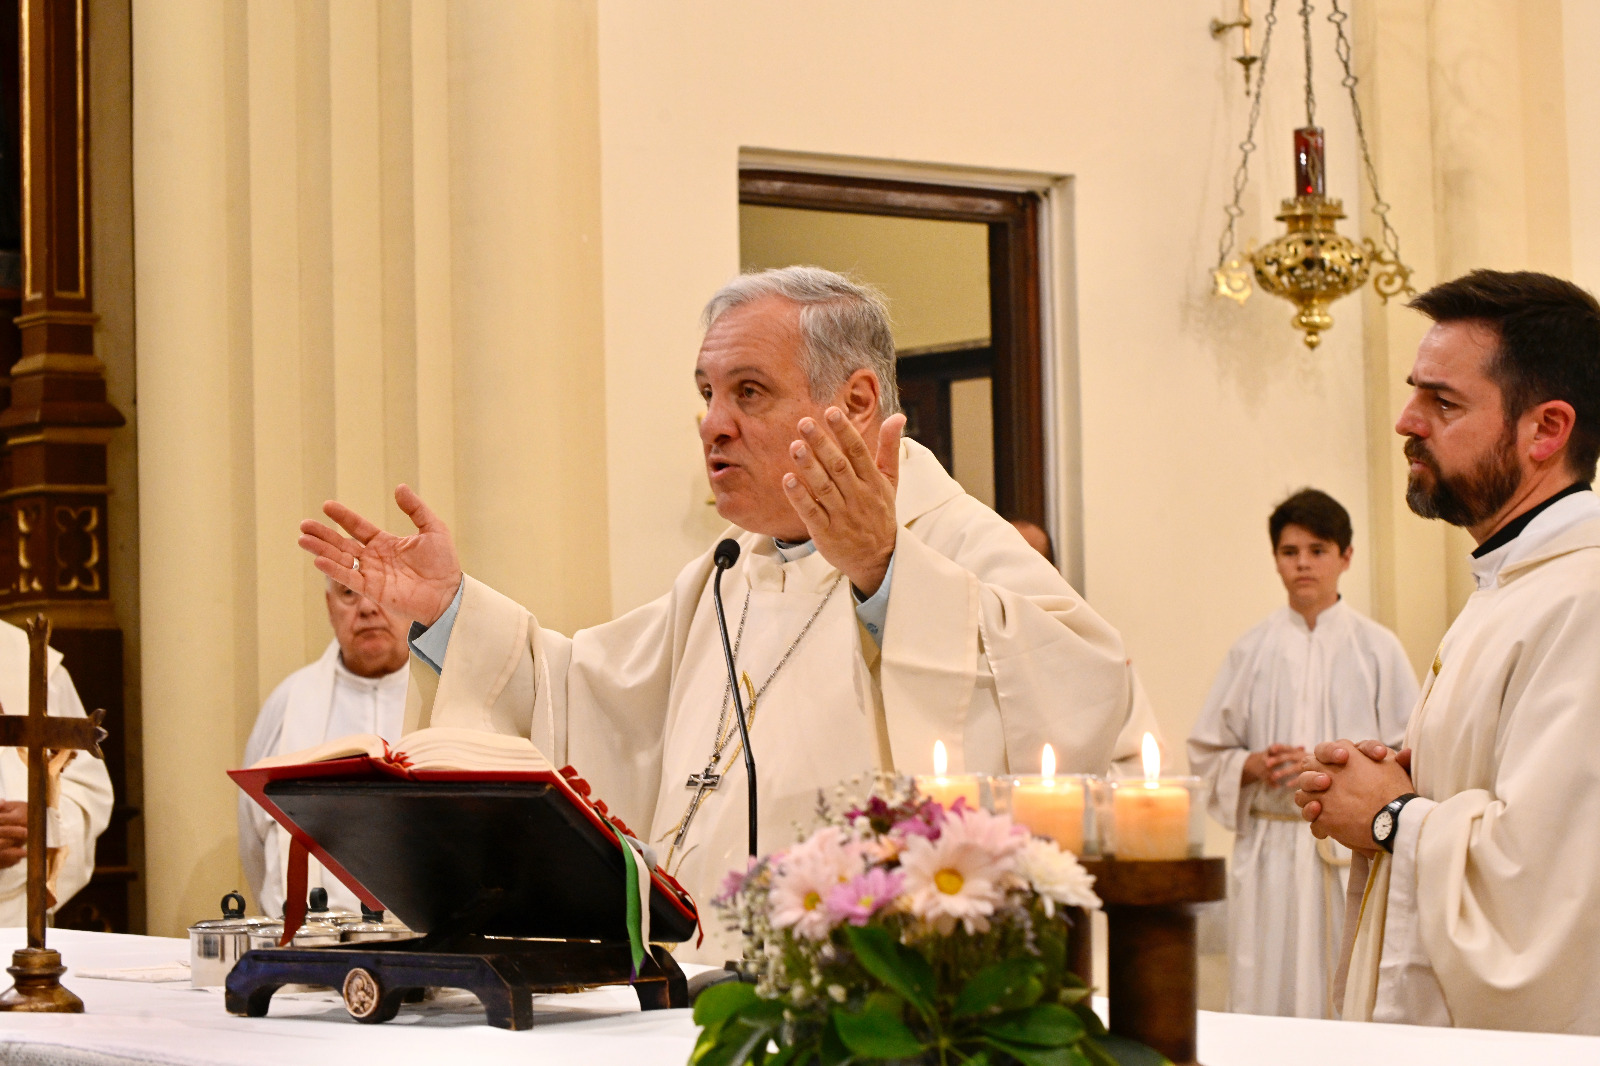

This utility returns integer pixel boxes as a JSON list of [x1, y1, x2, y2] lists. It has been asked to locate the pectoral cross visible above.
[[0, 614, 108, 1014], [671, 673, 760, 851], [675, 762, 722, 849]]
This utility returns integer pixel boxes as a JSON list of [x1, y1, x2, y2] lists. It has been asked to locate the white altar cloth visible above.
[[1, 930, 1597, 1066]]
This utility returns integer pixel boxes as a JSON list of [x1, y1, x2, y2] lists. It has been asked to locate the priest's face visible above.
[[695, 295, 874, 540], [1396, 320, 1524, 531], [326, 581, 411, 678], [1273, 524, 1350, 613]]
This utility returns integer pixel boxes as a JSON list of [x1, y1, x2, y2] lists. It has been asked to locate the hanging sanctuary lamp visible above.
[[1211, 0, 1416, 349]]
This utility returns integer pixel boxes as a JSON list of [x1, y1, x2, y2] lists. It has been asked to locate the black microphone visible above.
[[712, 537, 757, 858]]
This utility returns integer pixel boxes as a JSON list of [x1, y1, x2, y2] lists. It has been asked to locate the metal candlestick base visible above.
[[0, 948, 85, 1012], [1080, 858, 1225, 1066]]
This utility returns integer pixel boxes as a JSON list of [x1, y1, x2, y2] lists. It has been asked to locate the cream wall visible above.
[[125, 0, 1600, 933], [132, 0, 610, 935]]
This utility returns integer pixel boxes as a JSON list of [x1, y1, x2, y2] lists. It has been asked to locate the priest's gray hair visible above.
[[702, 266, 900, 416]]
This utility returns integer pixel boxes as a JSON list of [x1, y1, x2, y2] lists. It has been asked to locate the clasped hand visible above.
[[1293, 739, 1414, 854], [1243, 743, 1306, 788], [0, 801, 26, 869], [782, 408, 907, 597]]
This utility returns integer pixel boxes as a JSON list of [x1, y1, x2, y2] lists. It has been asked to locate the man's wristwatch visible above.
[[1372, 793, 1420, 853]]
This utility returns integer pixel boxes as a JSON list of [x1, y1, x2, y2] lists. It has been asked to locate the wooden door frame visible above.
[[739, 169, 1047, 525]]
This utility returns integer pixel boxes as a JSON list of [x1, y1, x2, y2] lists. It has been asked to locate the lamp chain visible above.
[[1215, 0, 1281, 271], [1328, 0, 1410, 277], [1300, 0, 1316, 127]]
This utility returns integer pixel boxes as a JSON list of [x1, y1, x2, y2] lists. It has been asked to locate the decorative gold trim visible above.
[[0, 601, 116, 629], [0, 484, 110, 500], [71, 0, 86, 301], [7, 353, 106, 378], [21, 0, 33, 302], [13, 310, 99, 328], [4, 427, 114, 446], [53, 504, 99, 593], [15, 504, 41, 595]]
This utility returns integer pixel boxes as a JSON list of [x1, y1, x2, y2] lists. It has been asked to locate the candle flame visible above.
[[933, 739, 948, 777], [1041, 743, 1056, 782], [1141, 732, 1161, 782]]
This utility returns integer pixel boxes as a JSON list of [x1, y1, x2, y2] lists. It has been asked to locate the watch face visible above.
[[1373, 809, 1395, 842]]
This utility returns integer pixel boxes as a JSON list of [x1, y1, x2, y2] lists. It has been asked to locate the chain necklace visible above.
[[664, 576, 844, 859]]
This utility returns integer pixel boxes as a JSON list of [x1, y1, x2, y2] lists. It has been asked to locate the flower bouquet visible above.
[[693, 777, 1168, 1066]]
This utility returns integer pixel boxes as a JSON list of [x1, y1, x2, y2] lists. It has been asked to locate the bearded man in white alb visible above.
[[238, 579, 410, 917], [1189, 488, 1416, 1019], [298, 267, 1151, 962], [1296, 270, 1600, 1033], [0, 619, 113, 925]]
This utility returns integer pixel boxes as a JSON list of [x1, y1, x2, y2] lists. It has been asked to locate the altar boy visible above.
[[1187, 489, 1416, 1018]]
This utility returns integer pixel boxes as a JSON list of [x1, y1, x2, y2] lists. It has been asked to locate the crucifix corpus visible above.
[[0, 614, 108, 1013]]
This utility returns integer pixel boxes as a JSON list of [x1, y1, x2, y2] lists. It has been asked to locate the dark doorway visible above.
[[739, 170, 1047, 526]]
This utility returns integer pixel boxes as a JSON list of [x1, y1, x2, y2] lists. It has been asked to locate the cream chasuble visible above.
[[1188, 601, 1416, 1018], [1344, 504, 1600, 1033], [412, 440, 1145, 962], [0, 619, 114, 925]]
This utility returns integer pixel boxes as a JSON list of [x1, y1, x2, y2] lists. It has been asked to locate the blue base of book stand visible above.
[[224, 932, 688, 1029]]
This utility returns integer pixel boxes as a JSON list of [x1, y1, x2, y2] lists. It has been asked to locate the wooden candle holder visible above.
[[1078, 858, 1225, 1066]]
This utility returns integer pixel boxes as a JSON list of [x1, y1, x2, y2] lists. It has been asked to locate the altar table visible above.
[[1, 930, 1597, 1066]]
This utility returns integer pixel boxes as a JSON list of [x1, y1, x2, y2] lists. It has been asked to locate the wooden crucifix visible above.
[[0, 614, 108, 1013]]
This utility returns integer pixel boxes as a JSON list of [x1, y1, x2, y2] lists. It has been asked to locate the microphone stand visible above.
[[712, 557, 757, 859]]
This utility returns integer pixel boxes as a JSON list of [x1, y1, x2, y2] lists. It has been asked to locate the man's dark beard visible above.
[[1404, 428, 1522, 527]]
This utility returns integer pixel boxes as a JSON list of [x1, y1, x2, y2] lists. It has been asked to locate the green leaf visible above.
[[1089, 1034, 1174, 1066], [842, 924, 937, 1017], [1076, 1039, 1120, 1066], [1071, 1001, 1107, 1037], [832, 1003, 926, 1060], [982, 1037, 1077, 1066], [694, 980, 760, 1027], [955, 957, 1046, 1018], [981, 1004, 1085, 1048], [819, 1013, 853, 1066]]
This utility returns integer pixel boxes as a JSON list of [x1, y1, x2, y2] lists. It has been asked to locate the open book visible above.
[[231, 727, 699, 945], [249, 725, 552, 775]]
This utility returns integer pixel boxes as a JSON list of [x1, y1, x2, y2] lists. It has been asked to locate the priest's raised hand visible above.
[[298, 484, 463, 626], [782, 406, 907, 597]]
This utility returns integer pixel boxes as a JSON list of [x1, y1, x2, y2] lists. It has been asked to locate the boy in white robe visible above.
[[237, 579, 410, 917], [1296, 270, 1600, 1033], [299, 267, 1154, 961], [1189, 489, 1416, 1018], [0, 619, 114, 926]]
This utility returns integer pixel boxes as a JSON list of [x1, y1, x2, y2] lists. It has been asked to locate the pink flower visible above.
[[825, 867, 904, 926], [897, 806, 1027, 935], [770, 826, 865, 940], [714, 856, 761, 906]]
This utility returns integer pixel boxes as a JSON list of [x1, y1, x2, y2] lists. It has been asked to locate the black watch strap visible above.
[[1373, 792, 1421, 853]]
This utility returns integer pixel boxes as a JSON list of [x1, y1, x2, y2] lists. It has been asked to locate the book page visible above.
[[250, 733, 386, 769]]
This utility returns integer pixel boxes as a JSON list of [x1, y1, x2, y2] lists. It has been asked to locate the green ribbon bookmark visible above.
[[603, 818, 646, 974]]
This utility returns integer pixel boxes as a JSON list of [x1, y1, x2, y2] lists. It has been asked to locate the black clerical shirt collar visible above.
[[1471, 481, 1592, 559]]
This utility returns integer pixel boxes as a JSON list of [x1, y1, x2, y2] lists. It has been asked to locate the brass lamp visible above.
[[1211, 0, 1415, 348]]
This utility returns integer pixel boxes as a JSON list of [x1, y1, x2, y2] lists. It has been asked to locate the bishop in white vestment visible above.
[[300, 267, 1152, 962], [0, 618, 113, 925]]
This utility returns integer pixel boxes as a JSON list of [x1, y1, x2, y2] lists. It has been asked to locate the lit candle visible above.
[[918, 740, 983, 811], [1009, 744, 1087, 855], [1111, 734, 1191, 860], [1294, 126, 1325, 198]]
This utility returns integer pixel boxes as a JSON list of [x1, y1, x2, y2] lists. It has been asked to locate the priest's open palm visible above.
[[298, 484, 463, 626], [783, 407, 906, 596]]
